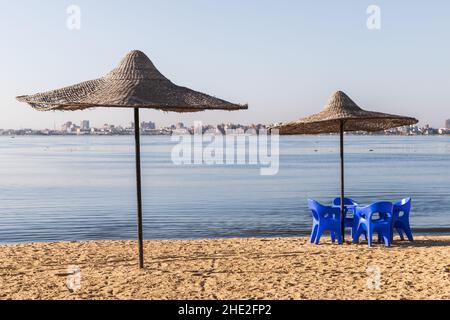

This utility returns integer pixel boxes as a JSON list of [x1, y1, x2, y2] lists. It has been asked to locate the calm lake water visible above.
[[0, 135, 449, 243]]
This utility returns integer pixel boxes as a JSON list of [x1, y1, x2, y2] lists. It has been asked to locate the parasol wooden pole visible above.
[[134, 108, 144, 268]]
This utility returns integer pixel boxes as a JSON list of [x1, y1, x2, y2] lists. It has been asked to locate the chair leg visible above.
[[352, 226, 360, 244], [310, 224, 318, 244], [396, 228, 404, 241], [337, 229, 343, 245], [382, 233, 391, 247], [315, 226, 324, 245], [331, 231, 336, 243], [367, 228, 373, 247], [404, 225, 414, 241]]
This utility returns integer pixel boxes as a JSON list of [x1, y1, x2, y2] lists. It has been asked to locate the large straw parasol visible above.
[[17, 50, 247, 268], [273, 91, 418, 242]]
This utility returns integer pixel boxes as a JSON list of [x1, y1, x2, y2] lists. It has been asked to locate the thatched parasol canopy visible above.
[[275, 91, 418, 134], [16, 50, 247, 112]]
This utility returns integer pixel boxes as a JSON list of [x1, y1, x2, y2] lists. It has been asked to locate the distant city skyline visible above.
[[2, 118, 450, 132], [2, 119, 449, 137], [1, 1, 450, 129]]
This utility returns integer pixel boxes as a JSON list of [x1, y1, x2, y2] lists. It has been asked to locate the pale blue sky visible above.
[[1, 0, 449, 129]]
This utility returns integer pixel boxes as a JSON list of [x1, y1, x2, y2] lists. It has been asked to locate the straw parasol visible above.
[[273, 91, 418, 242], [16, 50, 247, 268]]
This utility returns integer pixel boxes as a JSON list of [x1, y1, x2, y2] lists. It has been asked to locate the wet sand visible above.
[[0, 236, 449, 300]]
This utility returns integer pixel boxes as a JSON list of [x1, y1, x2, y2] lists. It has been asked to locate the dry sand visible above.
[[0, 236, 449, 300]]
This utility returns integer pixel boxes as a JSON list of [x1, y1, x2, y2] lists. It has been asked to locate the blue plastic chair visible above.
[[392, 197, 413, 241], [353, 202, 393, 247], [308, 199, 342, 245]]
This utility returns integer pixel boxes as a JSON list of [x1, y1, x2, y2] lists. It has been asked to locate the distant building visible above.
[[61, 121, 72, 133], [445, 119, 450, 129], [81, 120, 90, 130], [141, 121, 156, 130]]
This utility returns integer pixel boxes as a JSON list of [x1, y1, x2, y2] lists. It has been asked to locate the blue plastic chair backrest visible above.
[[332, 197, 358, 206], [356, 201, 393, 222], [393, 197, 411, 218], [308, 199, 340, 221], [308, 199, 322, 221]]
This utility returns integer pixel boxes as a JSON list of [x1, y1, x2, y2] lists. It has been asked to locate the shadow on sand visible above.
[[392, 237, 450, 248]]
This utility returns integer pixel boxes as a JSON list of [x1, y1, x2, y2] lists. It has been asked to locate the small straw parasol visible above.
[[16, 50, 247, 268], [272, 91, 418, 242]]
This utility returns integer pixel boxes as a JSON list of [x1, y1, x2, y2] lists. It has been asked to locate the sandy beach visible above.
[[0, 236, 448, 300]]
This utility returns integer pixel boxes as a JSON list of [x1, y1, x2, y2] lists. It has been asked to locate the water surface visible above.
[[0, 135, 449, 243]]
